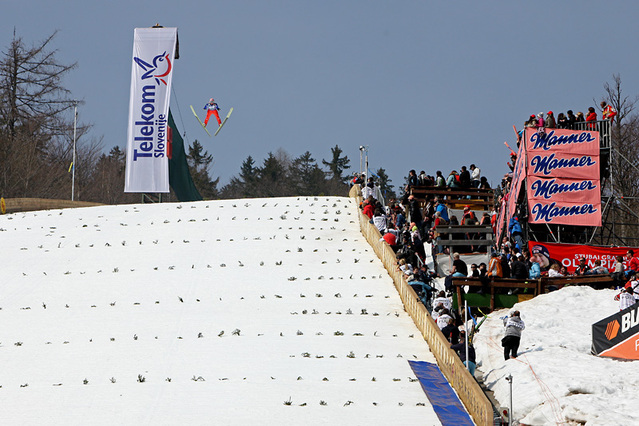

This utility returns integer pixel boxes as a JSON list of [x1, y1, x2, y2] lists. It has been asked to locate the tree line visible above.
[[0, 32, 397, 204], [2, 30, 636, 235]]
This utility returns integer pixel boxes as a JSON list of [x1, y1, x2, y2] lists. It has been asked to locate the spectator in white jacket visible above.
[[372, 208, 387, 233], [470, 164, 481, 188], [436, 308, 453, 330], [432, 291, 452, 321], [615, 287, 636, 311], [362, 178, 378, 201]]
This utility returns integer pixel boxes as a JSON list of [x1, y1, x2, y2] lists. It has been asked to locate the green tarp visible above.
[[168, 110, 202, 202]]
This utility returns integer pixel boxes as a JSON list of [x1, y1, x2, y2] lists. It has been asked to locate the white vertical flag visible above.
[[124, 27, 177, 193]]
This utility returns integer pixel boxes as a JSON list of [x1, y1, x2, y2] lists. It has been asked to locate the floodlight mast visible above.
[[359, 145, 369, 177]]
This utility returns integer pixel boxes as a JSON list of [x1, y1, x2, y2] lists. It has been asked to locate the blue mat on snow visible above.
[[408, 360, 474, 426]]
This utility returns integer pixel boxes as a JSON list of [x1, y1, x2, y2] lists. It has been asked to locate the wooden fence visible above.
[[350, 185, 493, 426], [1, 198, 102, 214]]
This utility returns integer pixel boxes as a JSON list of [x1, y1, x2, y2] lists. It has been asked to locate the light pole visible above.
[[359, 145, 369, 177], [464, 300, 469, 372], [71, 101, 78, 201], [505, 374, 513, 426]]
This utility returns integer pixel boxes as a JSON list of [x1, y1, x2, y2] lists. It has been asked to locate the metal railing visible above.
[[572, 119, 611, 149]]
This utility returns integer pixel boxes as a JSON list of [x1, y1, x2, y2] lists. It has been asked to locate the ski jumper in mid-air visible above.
[[203, 98, 221, 127]]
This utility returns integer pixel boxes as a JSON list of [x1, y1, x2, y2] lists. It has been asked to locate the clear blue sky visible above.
[[4, 1, 639, 191]]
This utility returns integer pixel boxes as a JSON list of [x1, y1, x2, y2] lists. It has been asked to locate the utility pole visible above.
[[71, 101, 78, 201]]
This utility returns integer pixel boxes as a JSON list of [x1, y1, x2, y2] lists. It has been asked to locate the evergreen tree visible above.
[[187, 140, 219, 199], [258, 152, 288, 197], [322, 145, 351, 184], [239, 155, 257, 186], [290, 151, 326, 195], [219, 155, 258, 199], [374, 167, 396, 201]]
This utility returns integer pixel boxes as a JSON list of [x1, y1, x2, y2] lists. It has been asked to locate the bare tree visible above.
[[0, 30, 78, 197], [599, 74, 639, 243], [601, 74, 639, 197], [601, 73, 639, 125], [84, 146, 138, 204]]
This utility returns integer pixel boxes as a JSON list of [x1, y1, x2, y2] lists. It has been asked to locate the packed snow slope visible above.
[[475, 286, 637, 426], [0, 197, 442, 425]]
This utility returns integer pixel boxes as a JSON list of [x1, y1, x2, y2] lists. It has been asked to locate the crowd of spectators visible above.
[[356, 167, 493, 375], [401, 164, 490, 193], [521, 101, 616, 132], [355, 101, 624, 372]]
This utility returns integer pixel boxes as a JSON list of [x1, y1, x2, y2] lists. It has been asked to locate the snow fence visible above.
[[350, 185, 493, 426]]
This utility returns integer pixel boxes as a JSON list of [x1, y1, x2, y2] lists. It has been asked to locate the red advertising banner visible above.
[[524, 128, 601, 226], [527, 241, 638, 274]]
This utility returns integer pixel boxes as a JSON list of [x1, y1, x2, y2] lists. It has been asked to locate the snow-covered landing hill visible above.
[[0, 197, 442, 425]]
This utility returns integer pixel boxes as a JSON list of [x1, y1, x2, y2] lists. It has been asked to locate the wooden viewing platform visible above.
[[433, 225, 494, 247], [409, 187, 494, 210], [451, 274, 615, 312]]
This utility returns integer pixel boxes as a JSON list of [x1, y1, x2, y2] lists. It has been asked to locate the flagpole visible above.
[[71, 101, 78, 201]]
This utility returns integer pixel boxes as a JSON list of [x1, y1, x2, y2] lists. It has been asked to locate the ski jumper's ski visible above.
[[190, 105, 211, 136], [214, 107, 234, 136]]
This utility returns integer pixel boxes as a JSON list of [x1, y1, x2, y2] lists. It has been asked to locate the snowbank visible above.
[[475, 286, 636, 425]]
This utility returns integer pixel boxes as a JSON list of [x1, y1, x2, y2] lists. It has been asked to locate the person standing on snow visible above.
[[501, 310, 525, 360]]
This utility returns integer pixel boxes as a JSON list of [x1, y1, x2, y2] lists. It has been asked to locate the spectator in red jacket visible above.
[[586, 107, 597, 129], [362, 197, 375, 219], [383, 231, 396, 246], [601, 101, 617, 122], [626, 249, 639, 278]]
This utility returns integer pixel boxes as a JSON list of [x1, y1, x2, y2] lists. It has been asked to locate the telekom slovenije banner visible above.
[[526, 241, 638, 274], [125, 27, 178, 193], [524, 128, 601, 226]]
